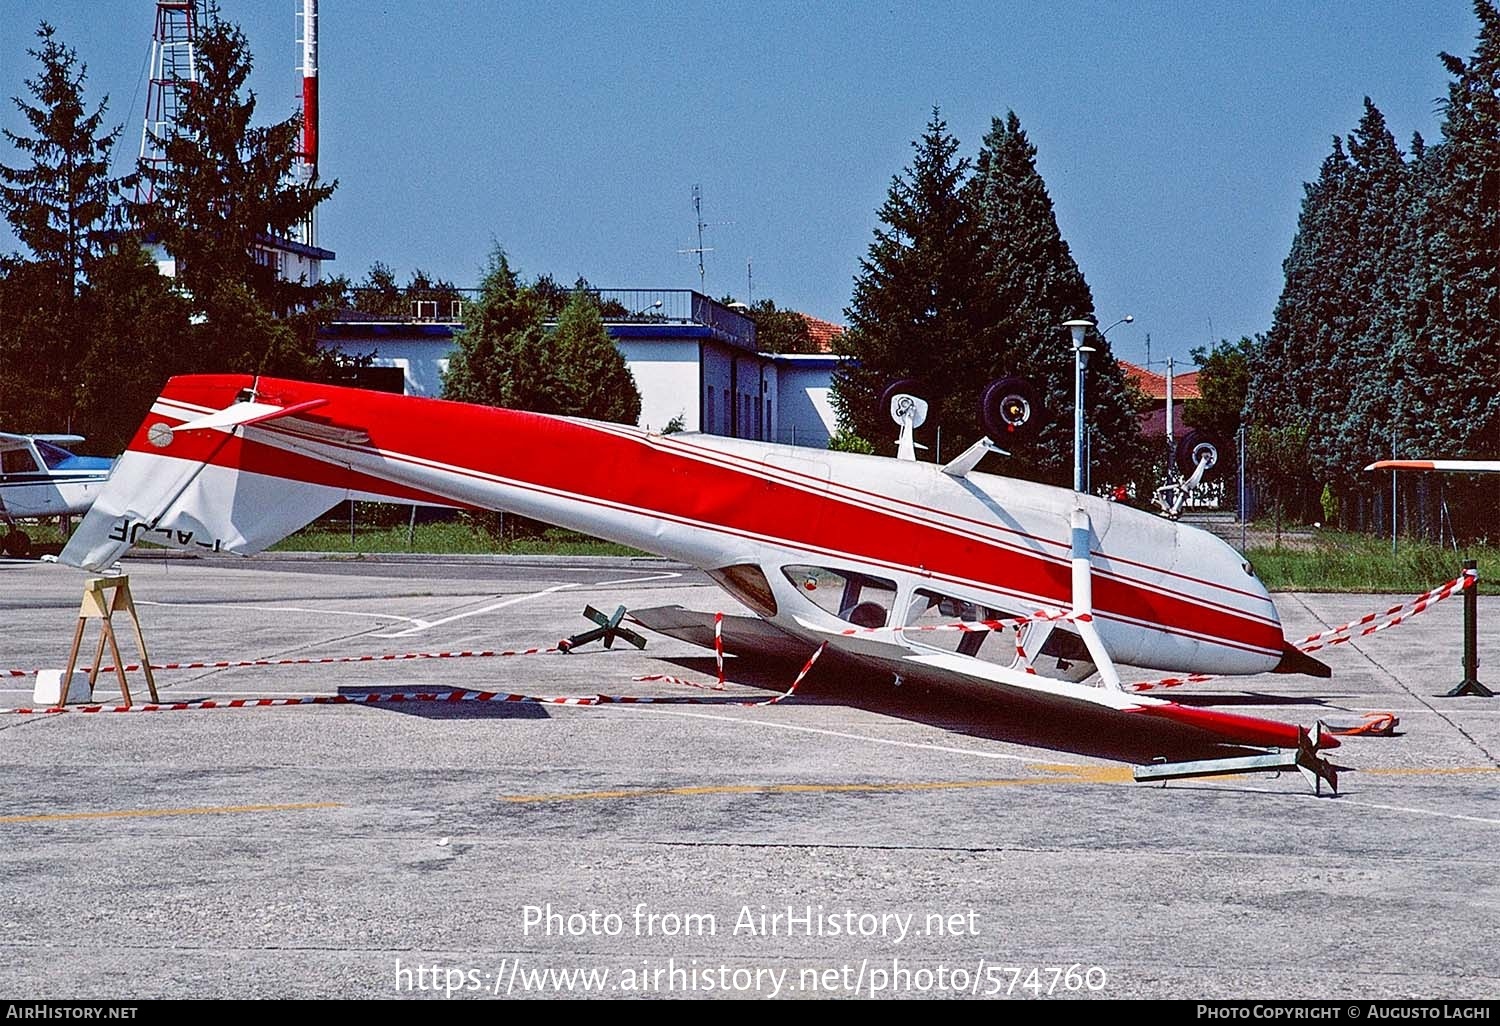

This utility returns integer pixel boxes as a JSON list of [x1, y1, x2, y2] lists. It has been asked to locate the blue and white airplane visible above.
[[0, 432, 113, 557]]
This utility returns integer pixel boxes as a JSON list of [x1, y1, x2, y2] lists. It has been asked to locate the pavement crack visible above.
[[1287, 593, 1497, 766]]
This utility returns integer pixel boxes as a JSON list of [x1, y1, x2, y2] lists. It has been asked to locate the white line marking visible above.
[[137, 600, 432, 628], [1326, 797, 1500, 827], [374, 583, 579, 637], [642, 707, 1081, 766], [592, 571, 683, 587]]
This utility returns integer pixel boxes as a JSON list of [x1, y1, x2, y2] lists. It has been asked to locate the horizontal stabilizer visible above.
[[173, 398, 329, 433]]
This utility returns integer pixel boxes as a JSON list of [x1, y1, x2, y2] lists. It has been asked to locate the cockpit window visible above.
[[904, 589, 1011, 663], [1, 448, 40, 475], [781, 565, 897, 628], [34, 441, 74, 469]]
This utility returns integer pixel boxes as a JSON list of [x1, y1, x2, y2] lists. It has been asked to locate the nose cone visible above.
[[1207, 533, 1331, 678]]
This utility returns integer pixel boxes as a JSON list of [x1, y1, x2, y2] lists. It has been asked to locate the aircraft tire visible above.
[[980, 376, 1043, 439], [1175, 429, 1226, 480]]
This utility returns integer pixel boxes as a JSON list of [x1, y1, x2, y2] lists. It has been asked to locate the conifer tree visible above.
[[0, 22, 119, 298], [969, 112, 1144, 487], [831, 108, 979, 452]]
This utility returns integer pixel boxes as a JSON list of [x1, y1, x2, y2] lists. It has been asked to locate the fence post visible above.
[[1447, 559, 1492, 697]]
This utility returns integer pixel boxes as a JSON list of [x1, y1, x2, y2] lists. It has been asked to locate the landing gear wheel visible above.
[[1175, 429, 1226, 480], [879, 378, 934, 428], [980, 376, 1043, 439]]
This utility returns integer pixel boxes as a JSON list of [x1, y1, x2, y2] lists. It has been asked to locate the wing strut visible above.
[[1070, 506, 1123, 691]]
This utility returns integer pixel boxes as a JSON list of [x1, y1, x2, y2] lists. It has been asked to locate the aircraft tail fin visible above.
[[60, 375, 451, 572]]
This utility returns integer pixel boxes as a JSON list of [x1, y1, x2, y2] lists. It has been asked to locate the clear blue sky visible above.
[[0, 1, 1483, 368]]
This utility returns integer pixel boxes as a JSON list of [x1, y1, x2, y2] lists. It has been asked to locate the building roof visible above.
[[799, 313, 845, 353], [1118, 359, 1200, 400]]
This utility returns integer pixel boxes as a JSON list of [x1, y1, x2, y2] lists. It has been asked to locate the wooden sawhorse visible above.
[[61, 576, 158, 707]]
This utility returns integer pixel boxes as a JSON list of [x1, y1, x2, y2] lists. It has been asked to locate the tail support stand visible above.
[[1133, 724, 1339, 795], [60, 576, 159, 708], [1446, 560, 1491, 697]]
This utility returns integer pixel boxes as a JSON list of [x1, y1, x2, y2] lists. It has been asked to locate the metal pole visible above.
[[1074, 347, 1085, 492], [1165, 355, 1175, 458], [1238, 424, 1247, 553], [1447, 560, 1491, 697], [1062, 320, 1093, 495], [1086, 427, 1093, 494], [1391, 425, 1398, 557]]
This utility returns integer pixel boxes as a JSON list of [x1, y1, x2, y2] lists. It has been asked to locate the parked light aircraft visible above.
[[57, 374, 1339, 778], [0, 432, 113, 556]]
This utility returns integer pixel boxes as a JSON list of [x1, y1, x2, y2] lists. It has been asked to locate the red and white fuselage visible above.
[[60, 375, 1324, 751]]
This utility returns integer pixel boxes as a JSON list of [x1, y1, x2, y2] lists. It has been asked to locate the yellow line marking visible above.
[[0, 802, 341, 825], [502, 768, 1131, 804]]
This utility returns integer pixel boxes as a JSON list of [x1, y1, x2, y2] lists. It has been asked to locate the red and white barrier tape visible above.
[[7, 570, 1472, 705], [1296, 569, 1475, 653], [0, 690, 596, 716], [3, 645, 564, 680], [1129, 569, 1476, 693], [3, 633, 831, 717], [714, 611, 725, 687], [821, 607, 1079, 639]]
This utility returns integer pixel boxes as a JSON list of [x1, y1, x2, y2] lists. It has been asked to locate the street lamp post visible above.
[[1062, 320, 1095, 493], [1061, 316, 1133, 495]]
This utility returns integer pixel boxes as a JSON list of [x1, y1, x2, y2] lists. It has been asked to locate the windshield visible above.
[[34, 440, 76, 469]]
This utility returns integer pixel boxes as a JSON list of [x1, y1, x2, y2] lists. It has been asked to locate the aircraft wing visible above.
[[628, 606, 814, 662], [1, 432, 86, 450], [895, 648, 1336, 750], [1365, 459, 1500, 473]]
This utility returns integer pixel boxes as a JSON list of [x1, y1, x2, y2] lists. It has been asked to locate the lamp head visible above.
[[1061, 319, 1094, 348]]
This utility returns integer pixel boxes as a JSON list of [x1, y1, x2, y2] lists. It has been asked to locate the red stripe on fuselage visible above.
[[138, 376, 1282, 656]]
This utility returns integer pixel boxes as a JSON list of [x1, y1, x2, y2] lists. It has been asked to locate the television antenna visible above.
[[677, 185, 733, 293]]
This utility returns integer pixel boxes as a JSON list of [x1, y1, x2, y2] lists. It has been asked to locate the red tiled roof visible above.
[[799, 314, 845, 353], [1117, 360, 1200, 400]]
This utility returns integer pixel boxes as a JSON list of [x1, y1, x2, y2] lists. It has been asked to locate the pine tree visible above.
[[128, 15, 336, 371], [1247, 135, 1357, 522], [1410, 0, 1500, 458], [1327, 100, 1412, 491], [969, 111, 1145, 488], [831, 108, 979, 452], [74, 246, 195, 451], [551, 289, 641, 424], [0, 23, 125, 432], [0, 22, 119, 299], [442, 248, 559, 410]]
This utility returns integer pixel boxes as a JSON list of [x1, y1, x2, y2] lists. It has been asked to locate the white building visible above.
[[320, 289, 845, 448]]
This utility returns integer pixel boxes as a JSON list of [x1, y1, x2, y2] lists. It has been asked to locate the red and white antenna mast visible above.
[[136, 0, 211, 204], [295, 0, 319, 245]]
